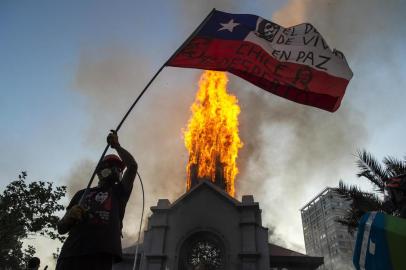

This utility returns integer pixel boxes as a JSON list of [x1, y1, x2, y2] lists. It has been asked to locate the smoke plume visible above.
[[233, 77, 365, 251], [64, 0, 405, 252], [254, 0, 405, 250], [67, 45, 203, 245]]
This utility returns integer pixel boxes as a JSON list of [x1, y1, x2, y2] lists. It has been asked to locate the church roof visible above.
[[268, 243, 324, 269], [269, 243, 306, 257], [158, 180, 243, 210]]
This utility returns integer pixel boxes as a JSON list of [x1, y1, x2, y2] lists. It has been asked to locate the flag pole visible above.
[[78, 8, 216, 205]]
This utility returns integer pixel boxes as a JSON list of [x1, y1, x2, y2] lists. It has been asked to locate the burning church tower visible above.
[[114, 71, 323, 270], [184, 71, 242, 197]]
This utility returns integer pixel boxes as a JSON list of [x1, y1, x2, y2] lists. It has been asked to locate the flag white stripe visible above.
[[244, 32, 352, 80], [359, 212, 377, 270], [244, 18, 353, 80]]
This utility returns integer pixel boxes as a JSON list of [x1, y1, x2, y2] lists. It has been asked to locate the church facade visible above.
[[114, 181, 323, 270]]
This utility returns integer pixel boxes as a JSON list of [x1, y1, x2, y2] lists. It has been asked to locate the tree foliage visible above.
[[335, 150, 406, 232], [0, 172, 66, 269]]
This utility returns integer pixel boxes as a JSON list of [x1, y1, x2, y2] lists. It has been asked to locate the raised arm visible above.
[[108, 131, 138, 195]]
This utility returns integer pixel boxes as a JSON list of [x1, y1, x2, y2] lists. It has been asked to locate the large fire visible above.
[[184, 70, 243, 197]]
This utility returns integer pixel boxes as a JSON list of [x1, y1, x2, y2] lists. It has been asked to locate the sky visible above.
[[1, 0, 406, 268]]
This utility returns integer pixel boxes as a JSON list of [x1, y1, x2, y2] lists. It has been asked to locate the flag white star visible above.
[[218, 19, 239, 32]]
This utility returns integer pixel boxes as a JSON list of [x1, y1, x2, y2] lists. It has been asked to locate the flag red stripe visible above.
[[168, 37, 349, 112], [230, 70, 342, 111]]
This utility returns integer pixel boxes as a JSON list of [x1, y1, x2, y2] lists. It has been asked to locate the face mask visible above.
[[98, 167, 121, 185], [100, 168, 113, 178]]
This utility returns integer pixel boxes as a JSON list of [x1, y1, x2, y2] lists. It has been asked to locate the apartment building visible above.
[[301, 187, 356, 270]]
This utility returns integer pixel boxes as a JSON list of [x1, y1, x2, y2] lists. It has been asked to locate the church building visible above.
[[113, 178, 323, 270]]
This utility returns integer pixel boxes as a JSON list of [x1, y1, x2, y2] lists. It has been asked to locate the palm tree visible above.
[[335, 150, 406, 232]]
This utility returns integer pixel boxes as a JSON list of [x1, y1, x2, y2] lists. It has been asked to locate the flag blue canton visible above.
[[198, 10, 258, 40]]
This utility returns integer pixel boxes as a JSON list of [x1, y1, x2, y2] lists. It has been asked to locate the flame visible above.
[[184, 70, 243, 197]]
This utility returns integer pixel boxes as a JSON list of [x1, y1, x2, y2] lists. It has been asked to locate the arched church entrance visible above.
[[178, 231, 226, 270]]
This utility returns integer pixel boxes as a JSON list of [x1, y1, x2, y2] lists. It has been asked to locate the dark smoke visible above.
[[67, 48, 365, 251], [259, 0, 406, 249], [64, 0, 405, 252], [67, 46, 202, 244], [232, 76, 365, 251], [63, 159, 95, 199]]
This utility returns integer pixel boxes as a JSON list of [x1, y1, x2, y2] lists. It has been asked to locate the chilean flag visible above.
[[167, 10, 353, 112]]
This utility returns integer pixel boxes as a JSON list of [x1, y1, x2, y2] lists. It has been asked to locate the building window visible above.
[[178, 231, 225, 270]]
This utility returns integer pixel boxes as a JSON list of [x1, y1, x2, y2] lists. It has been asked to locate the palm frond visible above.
[[356, 149, 387, 192], [335, 180, 361, 200], [335, 217, 359, 234], [336, 181, 384, 210], [334, 181, 391, 233], [335, 181, 363, 234], [383, 156, 406, 177]]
